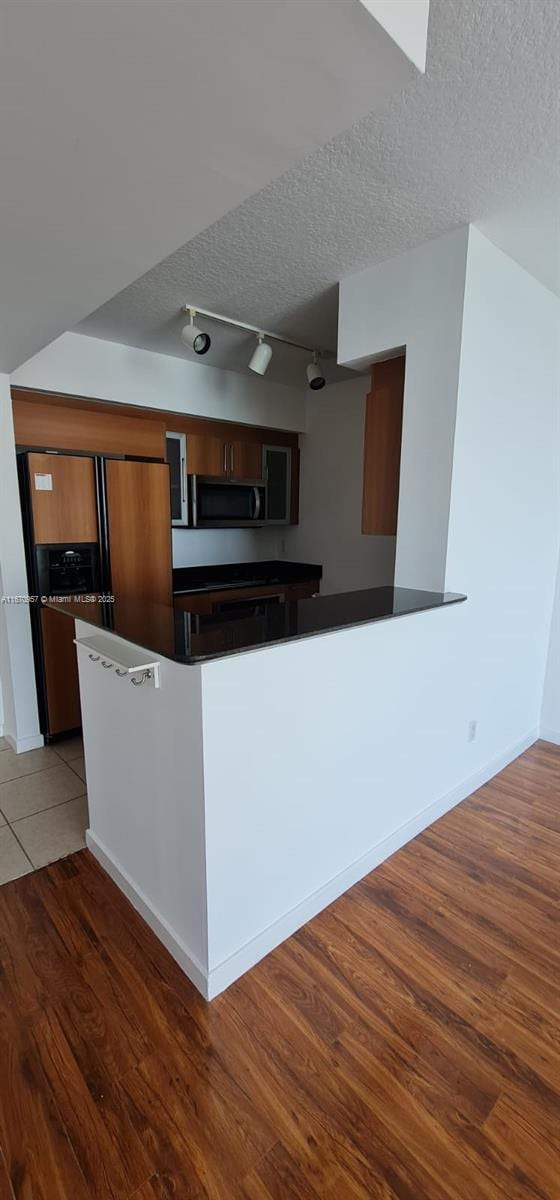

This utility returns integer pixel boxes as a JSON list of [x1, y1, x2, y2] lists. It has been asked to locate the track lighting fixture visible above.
[[248, 333, 272, 376], [181, 303, 331, 382], [306, 353, 326, 391], [180, 308, 211, 355]]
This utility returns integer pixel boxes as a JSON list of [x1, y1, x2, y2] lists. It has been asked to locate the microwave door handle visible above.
[[253, 486, 262, 521]]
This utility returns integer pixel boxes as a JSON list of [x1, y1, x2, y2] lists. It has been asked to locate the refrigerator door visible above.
[[104, 459, 174, 655]]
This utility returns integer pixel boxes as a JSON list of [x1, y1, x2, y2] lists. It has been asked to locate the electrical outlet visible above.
[[467, 720, 477, 743]]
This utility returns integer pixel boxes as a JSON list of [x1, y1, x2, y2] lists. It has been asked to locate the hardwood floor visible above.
[[0, 740, 558, 1199]]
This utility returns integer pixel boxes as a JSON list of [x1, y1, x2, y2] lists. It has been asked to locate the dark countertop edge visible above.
[[182, 593, 467, 664], [47, 589, 467, 667]]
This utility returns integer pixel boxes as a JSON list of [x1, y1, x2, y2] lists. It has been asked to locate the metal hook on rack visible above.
[[131, 669, 153, 687]]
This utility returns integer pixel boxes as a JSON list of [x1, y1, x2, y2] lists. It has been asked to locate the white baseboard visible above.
[[85, 830, 209, 999], [4, 731, 44, 753], [206, 727, 539, 998], [89, 728, 537, 1002], [540, 725, 560, 746]]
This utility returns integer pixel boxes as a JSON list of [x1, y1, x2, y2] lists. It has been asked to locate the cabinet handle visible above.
[[230, 443, 234, 475], [223, 443, 228, 475]]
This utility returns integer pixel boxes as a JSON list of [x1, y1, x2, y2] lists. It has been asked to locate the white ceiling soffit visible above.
[[75, 0, 560, 390], [359, 1, 430, 72], [0, 0, 426, 373]]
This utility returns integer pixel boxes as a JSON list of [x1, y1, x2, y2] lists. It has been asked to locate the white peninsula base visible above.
[[74, 603, 533, 1000]]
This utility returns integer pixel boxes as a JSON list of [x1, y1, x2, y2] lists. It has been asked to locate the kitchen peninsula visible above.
[[49, 583, 466, 999]]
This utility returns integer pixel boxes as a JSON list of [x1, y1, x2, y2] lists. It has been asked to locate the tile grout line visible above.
[[5, 790, 88, 828], [0, 744, 86, 883], [5, 818, 35, 873]]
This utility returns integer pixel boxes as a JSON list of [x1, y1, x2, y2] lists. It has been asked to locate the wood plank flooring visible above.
[[0, 739, 558, 1199]]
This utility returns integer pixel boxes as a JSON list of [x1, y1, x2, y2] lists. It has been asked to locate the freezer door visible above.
[[27, 452, 98, 544]]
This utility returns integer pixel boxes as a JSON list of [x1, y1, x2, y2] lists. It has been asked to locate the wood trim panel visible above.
[[28, 452, 98, 544], [362, 355, 405, 536], [13, 393, 166, 459], [12, 387, 299, 450]]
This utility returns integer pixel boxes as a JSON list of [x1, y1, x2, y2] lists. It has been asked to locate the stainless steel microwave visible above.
[[190, 476, 267, 527]]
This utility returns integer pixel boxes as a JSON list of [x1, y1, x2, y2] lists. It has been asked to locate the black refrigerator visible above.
[[18, 450, 172, 739]]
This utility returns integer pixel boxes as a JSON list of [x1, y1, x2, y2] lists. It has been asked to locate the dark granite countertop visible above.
[[172, 560, 322, 594], [47, 586, 466, 665]]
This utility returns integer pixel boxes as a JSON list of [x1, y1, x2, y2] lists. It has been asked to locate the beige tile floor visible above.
[[0, 734, 88, 884]]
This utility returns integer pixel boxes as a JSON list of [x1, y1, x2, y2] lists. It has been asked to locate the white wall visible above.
[[10, 332, 307, 432], [444, 227, 560, 757], [0, 375, 43, 751], [541, 558, 560, 744], [75, 620, 209, 992], [172, 528, 282, 569], [197, 227, 560, 990], [285, 375, 396, 593], [339, 227, 469, 591]]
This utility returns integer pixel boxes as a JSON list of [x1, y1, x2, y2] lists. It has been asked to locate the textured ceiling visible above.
[[78, 0, 560, 387], [1, 0, 420, 372]]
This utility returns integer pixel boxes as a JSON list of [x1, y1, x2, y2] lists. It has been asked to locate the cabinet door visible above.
[[166, 433, 188, 524], [362, 355, 405, 535], [187, 433, 227, 477], [230, 440, 262, 481], [28, 452, 98, 544], [40, 606, 82, 735], [263, 446, 291, 522]]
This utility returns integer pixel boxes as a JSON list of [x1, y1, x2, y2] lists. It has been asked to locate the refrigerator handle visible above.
[[95, 457, 112, 598]]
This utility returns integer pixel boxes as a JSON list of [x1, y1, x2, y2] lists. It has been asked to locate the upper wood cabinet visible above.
[[362, 355, 405, 536], [187, 433, 227, 477], [186, 433, 263, 480], [28, 452, 98, 544], [230, 440, 262, 481]]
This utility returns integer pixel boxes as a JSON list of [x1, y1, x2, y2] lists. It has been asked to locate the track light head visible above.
[[248, 334, 272, 376], [306, 354, 326, 390], [181, 309, 211, 355]]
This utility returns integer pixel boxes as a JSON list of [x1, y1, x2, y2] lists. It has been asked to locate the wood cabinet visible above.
[[186, 433, 263, 481], [40, 602, 101, 736], [12, 386, 300, 526], [174, 578, 320, 615], [362, 355, 405, 536], [187, 433, 227, 477], [28, 452, 98, 544], [230, 439, 262, 480]]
